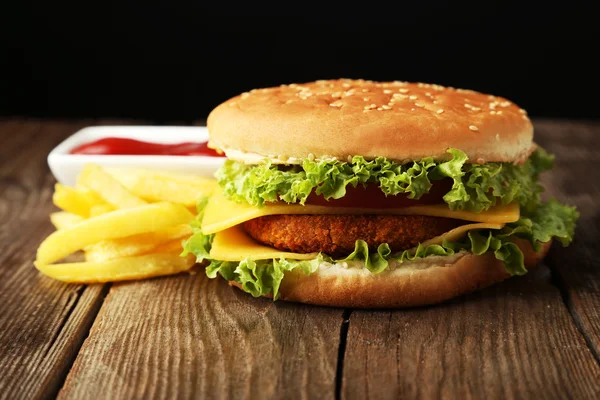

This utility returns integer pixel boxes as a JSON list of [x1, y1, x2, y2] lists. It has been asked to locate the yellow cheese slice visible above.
[[210, 221, 505, 262], [210, 225, 319, 261], [420, 223, 504, 247], [202, 188, 519, 235]]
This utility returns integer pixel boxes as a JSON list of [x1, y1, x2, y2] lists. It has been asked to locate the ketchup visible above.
[[69, 138, 225, 157]]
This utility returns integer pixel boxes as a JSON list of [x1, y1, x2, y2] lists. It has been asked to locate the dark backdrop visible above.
[[2, 2, 598, 123]]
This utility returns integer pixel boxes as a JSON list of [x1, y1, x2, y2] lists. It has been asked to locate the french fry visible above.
[[106, 168, 217, 207], [36, 202, 194, 265], [145, 239, 187, 254], [84, 224, 193, 262], [52, 184, 110, 217], [50, 212, 84, 230], [89, 204, 115, 217], [35, 253, 196, 283], [77, 164, 147, 209]]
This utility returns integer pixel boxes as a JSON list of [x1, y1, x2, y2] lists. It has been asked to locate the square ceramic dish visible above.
[[48, 125, 225, 186]]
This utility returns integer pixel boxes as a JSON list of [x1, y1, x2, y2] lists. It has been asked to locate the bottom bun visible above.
[[229, 239, 552, 308]]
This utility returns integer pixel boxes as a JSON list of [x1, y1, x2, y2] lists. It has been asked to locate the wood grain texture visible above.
[[534, 120, 600, 361], [59, 272, 343, 400], [0, 119, 109, 400], [342, 266, 600, 399]]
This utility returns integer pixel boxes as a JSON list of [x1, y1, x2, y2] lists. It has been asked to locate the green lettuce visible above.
[[216, 148, 555, 213], [216, 155, 438, 207], [180, 197, 213, 262]]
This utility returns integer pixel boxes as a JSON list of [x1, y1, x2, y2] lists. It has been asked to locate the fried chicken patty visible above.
[[243, 214, 464, 257]]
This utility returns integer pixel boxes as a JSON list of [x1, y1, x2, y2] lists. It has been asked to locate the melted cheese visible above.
[[210, 222, 504, 262], [210, 225, 319, 261], [202, 188, 519, 235]]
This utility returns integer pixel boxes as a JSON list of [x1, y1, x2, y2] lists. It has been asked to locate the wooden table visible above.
[[1, 118, 599, 399]]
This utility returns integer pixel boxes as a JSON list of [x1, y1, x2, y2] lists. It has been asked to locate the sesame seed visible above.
[[363, 97, 370, 101], [278, 154, 287, 161], [377, 107, 383, 111], [496, 110, 503, 115], [229, 102, 237, 107], [370, 104, 376, 108], [414, 102, 424, 107], [329, 103, 342, 107], [519, 109, 527, 114], [436, 109, 444, 114], [382, 105, 392, 110], [307, 153, 315, 161], [495, 134, 500, 141], [285, 99, 293, 104], [347, 155, 353, 162], [342, 83, 351, 88], [362, 89, 369, 92], [241, 92, 250, 99], [399, 88, 410, 93], [409, 95, 418, 100], [433, 100, 439, 104], [383, 89, 392, 94], [464, 103, 472, 109], [476, 158, 485, 164], [490, 110, 496, 115], [471, 106, 481, 111], [469, 125, 479, 132]]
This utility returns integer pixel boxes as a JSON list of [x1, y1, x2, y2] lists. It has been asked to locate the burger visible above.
[[182, 79, 578, 308]]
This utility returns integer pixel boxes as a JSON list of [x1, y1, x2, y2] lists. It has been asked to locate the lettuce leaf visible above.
[[205, 256, 323, 299], [437, 147, 555, 213], [216, 155, 439, 207], [216, 148, 555, 213], [506, 198, 579, 250], [180, 197, 213, 262]]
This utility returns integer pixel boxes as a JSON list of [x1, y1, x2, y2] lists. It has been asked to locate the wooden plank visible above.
[[0, 119, 109, 400], [341, 120, 600, 399], [342, 266, 600, 399], [58, 272, 343, 399], [534, 120, 600, 361]]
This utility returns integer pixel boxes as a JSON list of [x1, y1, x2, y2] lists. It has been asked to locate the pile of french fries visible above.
[[35, 164, 217, 283]]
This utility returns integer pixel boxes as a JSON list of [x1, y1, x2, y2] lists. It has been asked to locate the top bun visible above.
[[207, 79, 534, 165]]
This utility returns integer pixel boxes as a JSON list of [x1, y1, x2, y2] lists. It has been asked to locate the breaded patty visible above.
[[243, 214, 464, 257]]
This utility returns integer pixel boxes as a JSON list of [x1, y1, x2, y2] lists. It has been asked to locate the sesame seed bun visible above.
[[229, 239, 551, 309], [207, 79, 534, 164]]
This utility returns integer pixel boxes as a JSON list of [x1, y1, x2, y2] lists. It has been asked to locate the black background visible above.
[[2, 1, 598, 123]]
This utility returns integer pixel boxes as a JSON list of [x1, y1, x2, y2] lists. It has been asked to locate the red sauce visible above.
[[303, 180, 452, 208], [69, 137, 225, 157]]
